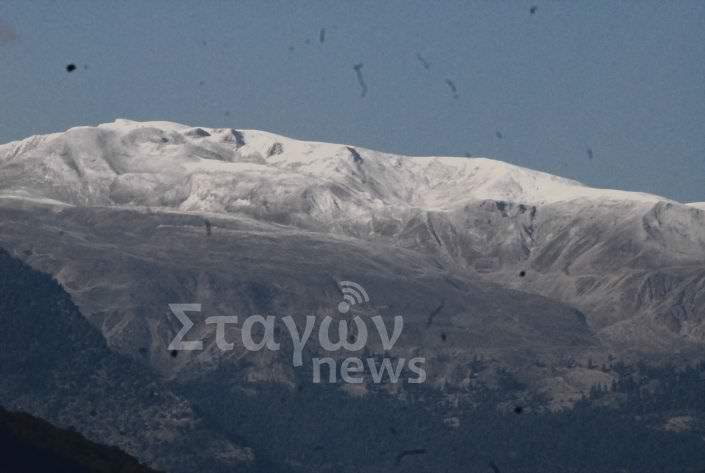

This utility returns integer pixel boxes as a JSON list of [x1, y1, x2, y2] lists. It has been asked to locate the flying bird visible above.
[[445, 78, 459, 98], [530, 5, 538, 14], [319, 28, 325, 43], [587, 147, 594, 160], [353, 63, 367, 97], [415, 52, 431, 70]]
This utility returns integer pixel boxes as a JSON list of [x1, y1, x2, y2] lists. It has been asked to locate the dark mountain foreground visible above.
[[0, 406, 160, 473], [1, 249, 705, 472]]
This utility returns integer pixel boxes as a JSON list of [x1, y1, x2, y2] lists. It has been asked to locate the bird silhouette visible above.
[[416, 52, 431, 70], [353, 63, 367, 97], [445, 78, 459, 98]]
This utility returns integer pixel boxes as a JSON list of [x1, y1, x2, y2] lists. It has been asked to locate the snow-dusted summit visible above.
[[0, 119, 669, 215], [2, 119, 705, 356]]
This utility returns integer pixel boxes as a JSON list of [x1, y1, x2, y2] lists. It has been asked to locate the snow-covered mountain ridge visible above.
[[0, 119, 672, 214], [2, 119, 705, 356]]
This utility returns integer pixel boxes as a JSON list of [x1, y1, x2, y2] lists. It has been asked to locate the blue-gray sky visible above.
[[1, 1, 703, 201]]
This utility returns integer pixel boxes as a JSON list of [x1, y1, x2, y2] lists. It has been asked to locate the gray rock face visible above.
[[0, 201, 597, 383], [393, 197, 705, 352]]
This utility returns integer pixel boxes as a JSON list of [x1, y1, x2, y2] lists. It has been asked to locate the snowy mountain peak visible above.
[[0, 119, 676, 218]]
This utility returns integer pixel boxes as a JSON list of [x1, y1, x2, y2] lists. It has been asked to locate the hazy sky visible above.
[[1, 1, 703, 201]]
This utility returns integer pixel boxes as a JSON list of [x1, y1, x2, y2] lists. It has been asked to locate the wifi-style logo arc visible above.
[[337, 281, 370, 314]]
